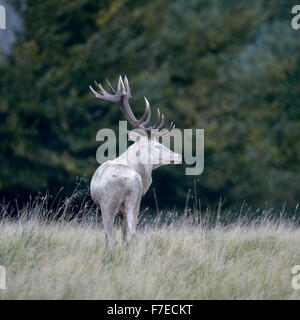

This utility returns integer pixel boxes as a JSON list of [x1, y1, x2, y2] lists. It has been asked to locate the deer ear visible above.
[[128, 130, 143, 142]]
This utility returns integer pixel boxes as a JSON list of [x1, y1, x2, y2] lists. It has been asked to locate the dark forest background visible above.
[[0, 0, 299, 213]]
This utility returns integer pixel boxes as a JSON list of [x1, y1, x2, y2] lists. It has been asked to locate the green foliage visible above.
[[0, 0, 299, 209]]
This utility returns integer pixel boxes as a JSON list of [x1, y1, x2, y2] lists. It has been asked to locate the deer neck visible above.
[[117, 145, 153, 195], [133, 162, 153, 195]]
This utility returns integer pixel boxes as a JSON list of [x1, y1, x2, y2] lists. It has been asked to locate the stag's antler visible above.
[[90, 76, 175, 137]]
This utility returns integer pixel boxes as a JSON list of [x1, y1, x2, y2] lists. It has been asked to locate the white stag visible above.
[[89, 76, 182, 247]]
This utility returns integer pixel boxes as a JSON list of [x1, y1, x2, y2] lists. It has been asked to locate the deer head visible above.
[[90, 76, 182, 168]]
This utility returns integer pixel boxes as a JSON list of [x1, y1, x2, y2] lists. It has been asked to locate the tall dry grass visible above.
[[0, 195, 300, 299]]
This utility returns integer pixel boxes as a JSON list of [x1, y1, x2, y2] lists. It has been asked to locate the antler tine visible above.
[[158, 123, 176, 138], [117, 76, 126, 95], [156, 114, 165, 130], [168, 122, 174, 131], [106, 79, 116, 94], [153, 109, 161, 129], [94, 80, 105, 94], [170, 123, 175, 132], [89, 84, 102, 98], [124, 75, 132, 98], [90, 76, 176, 136], [90, 80, 119, 102], [141, 97, 152, 127]]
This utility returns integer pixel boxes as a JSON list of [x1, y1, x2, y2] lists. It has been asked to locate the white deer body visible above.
[[90, 76, 181, 247]]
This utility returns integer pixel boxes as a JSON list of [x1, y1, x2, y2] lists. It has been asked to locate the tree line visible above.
[[0, 0, 299, 211]]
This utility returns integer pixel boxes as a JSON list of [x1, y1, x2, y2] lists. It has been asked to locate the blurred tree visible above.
[[0, 0, 299, 210]]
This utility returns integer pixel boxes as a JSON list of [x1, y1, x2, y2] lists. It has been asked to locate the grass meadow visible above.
[[0, 195, 300, 300]]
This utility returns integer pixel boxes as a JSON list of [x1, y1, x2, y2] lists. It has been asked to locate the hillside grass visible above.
[[0, 205, 300, 299]]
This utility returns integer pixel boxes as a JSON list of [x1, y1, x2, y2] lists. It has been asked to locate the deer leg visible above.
[[120, 211, 128, 243], [124, 195, 141, 244], [101, 208, 117, 249], [126, 211, 138, 244]]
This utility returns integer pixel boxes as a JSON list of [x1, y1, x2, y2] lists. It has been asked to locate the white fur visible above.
[[91, 132, 182, 247]]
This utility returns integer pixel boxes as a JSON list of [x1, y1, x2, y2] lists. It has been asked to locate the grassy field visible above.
[[0, 203, 300, 300]]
